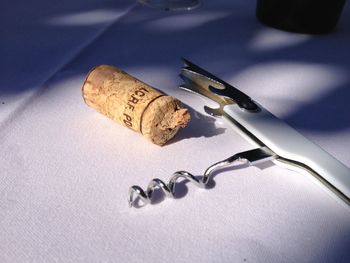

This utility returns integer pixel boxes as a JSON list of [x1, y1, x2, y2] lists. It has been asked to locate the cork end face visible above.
[[141, 96, 191, 146], [171, 108, 191, 129]]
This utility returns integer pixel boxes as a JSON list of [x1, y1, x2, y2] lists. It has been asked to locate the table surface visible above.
[[1, 1, 350, 262]]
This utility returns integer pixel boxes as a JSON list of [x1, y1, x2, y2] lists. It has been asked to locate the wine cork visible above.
[[82, 65, 190, 145]]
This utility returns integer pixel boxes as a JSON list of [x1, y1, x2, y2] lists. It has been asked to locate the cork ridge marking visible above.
[[139, 95, 165, 134]]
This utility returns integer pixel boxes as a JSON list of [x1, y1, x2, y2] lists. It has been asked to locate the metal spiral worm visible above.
[[128, 148, 269, 207]]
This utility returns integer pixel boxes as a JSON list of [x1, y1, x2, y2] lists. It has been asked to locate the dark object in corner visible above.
[[256, 0, 346, 34]]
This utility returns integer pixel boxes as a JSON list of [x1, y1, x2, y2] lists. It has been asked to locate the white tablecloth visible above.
[[1, 1, 350, 262]]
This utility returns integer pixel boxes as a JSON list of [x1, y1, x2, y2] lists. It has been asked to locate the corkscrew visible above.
[[128, 147, 275, 207], [128, 59, 350, 208]]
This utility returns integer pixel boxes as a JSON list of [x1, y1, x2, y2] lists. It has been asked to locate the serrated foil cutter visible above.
[[128, 59, 350, 207]]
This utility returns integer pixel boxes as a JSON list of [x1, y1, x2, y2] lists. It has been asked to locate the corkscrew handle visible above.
[[224, 103, 350, 204]]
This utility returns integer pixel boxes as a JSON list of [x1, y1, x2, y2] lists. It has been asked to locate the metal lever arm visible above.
[[182, 58, 258, 111]]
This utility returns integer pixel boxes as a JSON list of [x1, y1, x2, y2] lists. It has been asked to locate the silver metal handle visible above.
[[224, 103, 350, 203]]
